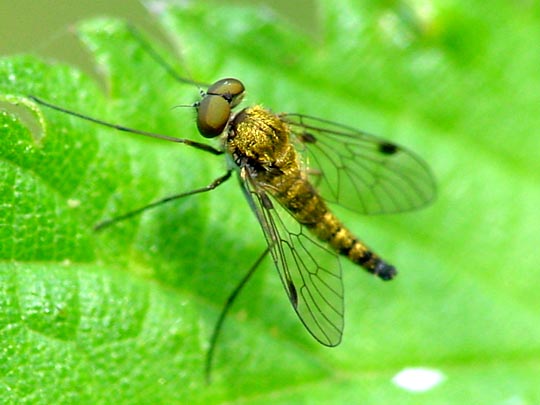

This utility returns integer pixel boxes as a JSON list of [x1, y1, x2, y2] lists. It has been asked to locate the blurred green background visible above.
[[0, 0, 315, 63]]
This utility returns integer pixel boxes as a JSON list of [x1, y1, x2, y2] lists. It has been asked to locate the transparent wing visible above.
[[282, 113, 436, 215], [239, 171, 344, 346]]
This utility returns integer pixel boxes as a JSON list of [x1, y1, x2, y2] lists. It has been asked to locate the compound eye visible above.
[[197, 94, 231, 138], [207, 78, 245, 108]]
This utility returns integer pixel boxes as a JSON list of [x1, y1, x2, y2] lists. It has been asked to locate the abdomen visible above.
[[274, 176, 397, 281]]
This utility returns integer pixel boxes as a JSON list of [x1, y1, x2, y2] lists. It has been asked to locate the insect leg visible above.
[[125, 24, 209, 88], [28, 95, 223, 155], [205, 246, 271, 384], [95, 170, 233, 231]]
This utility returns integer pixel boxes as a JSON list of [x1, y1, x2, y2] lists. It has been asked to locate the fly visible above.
[[27, 26, 436, 382]]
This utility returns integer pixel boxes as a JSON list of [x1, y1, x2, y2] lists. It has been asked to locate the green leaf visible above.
[[1, 0, 539, 403]]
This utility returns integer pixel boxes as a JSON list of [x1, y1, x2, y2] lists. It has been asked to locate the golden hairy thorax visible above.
[[225, 105, 386, 275], [226, 105, 313, 216], [227, 105, 295, 173]]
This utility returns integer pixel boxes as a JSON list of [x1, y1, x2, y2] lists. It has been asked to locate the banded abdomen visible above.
[[271, 174, 397, 281]]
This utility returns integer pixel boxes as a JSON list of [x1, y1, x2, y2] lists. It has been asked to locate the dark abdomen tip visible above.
[[374, 260, 397, 281]]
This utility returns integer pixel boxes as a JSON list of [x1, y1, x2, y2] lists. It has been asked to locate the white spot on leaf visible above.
[[392, 367, 445, 392]]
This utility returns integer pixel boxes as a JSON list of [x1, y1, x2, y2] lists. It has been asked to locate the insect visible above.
[[27, 27, 436, 381]]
